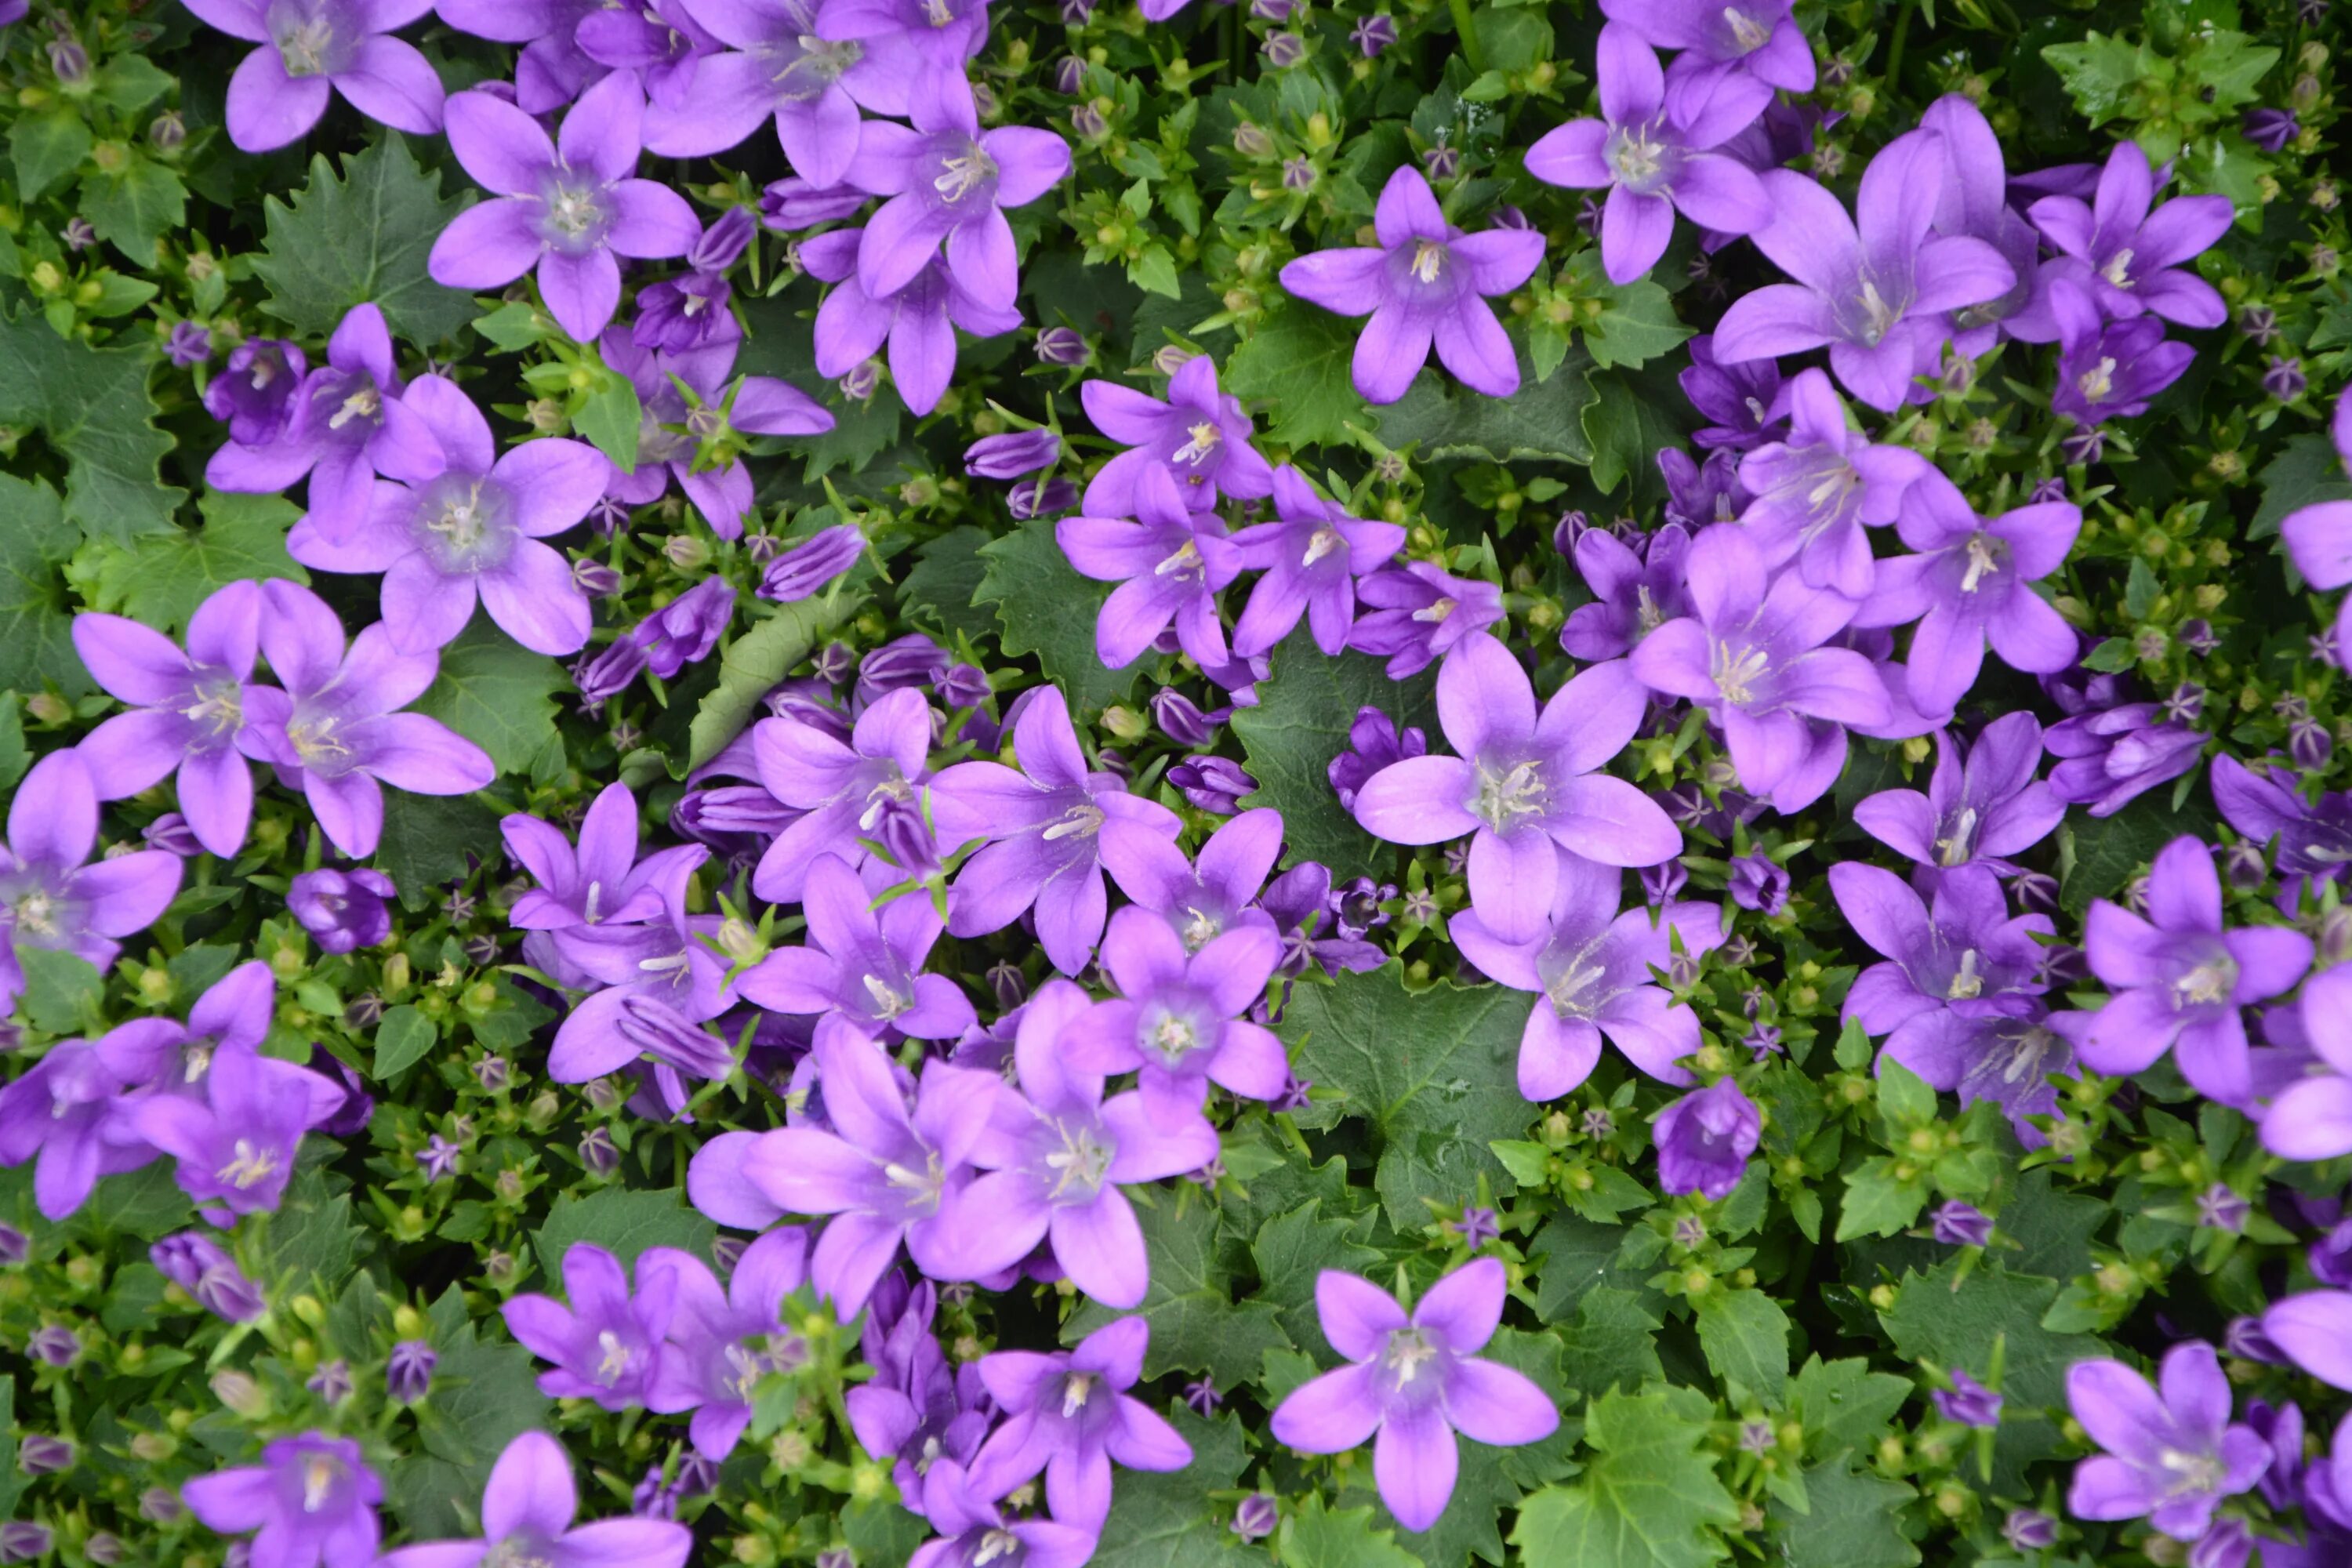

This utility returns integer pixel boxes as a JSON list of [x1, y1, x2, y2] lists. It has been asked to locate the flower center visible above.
[[931, 143, 997, 205], [2172, 957, 2238, 1007], [1172, 422, 1221, 465], [1854, 277, 1901, 345], [883, 1151, 946, 1214], [1606, 122, 1673, 193], [1154, 539, 1203, 581], [326, 383, 380, 431], [862, 971, 913, 1020], [1959, 532, 2005, 593], [181, 676, 245, 741], [1180, 906, 1220, 950], [2078, 357, 2117, 402], [1142, 1005, 1202, 1067], [1044, 1120, 1112, 1201], [1302, 527, 1344, 566], [2100, 248, 2135, 289], [301, 1455, 341, 1513], [1412, 596, 1457, 624], [1041, 803, 1104, 842], [277, 16, 335, 76], [13, 891, 56, 937], [2158, 1446, 2224, 1497], [1934, 807, 1979, 868], [1545, 954, 1606, 1018], [1382, 1326, 1439, 1384], [1711, 641, 1769, 706], [1409, 239, 1446, 284], [1947, 949, 1984, 1001], [1722, 5, 1769, 49], [289, 712, 354, 775], [541, 177, 610, 252], [1060, 1372, 1095, 1418], [1469, 758, 1546, 831], [973, 1531, 1025, 1567], [769, 34, 862, 98], [596, 1329, 634, 1385], [484, 1539, 555, 1568], [216, 1138, 281, 1191]]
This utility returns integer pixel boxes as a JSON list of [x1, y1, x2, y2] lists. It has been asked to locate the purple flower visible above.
[[964, 1316, 1192, 1530], [844, 1280, 994, 1512], [430, 72, 702, 343], [2257, 964, 2352, 1160], [1935, 1368, 2002, 1428], [1080, 355, 1274, 517], [377, 1430, 691, 1568], [1064, 906, 1287, 1120], [0, 1022, 176, 1220], [1329, 708, 1427, 812], [1352, 632, 1679, 943], [840, 89, 1068, 318], [203, 339, 307, 447], [641, 0, 908, 187], [169, 321, 215, 367], [2048, 278, 2196, 424], [933, 980, 1220, 1308], [748, 685, 932, 903], [1348, 563, 1506, 679], [1450, 854, 1725, 1099], [2281, 390, 2352, 659], [906, 1461, 1098, 1568], [1734, 368, 1933, 597], [205, 304, 444, 536], [1713, 129, 2016, 410], [1559, 524, 1693, 661], [1280, 165, 1545, 402], [2214, 757, 2352, 912], [71, 583, 274, 857], [543, 906, 738, 1090], [596, 329, 832, 539], [180, 0, 445, 151], [633, 270, 734, 353], [1057, 463, 1243, 670], [1915, 96, 2059, 352], [1104, 808, 1284, 956], [966, 430, 1061, 479], [931, 686, 1182, 975], [2044, 673, 2205, 818], [574, 0, 717, 111], [800, 224, 1025, 417], [1931, 1200, 1993, 1247], [287, 869, 397, 955], [1524, 26, 1773, 285], [503, 1241, 678, 1409], [2065, 1343, 2268, 1540], [183, 1444, 378, 1568], [432, 0, 601, 114], [127, 1038, 347, 1224], [286, 376, 607, 656], [152, 1232, 267, 1323], [1653, 1077, 1760, 1200], [1850, 480, 2082, 717], [742, 857, 978, 1041], [1728, 849, 1788, 915], [637, 579, 737, 679], [1150, 688, 1221, 750], [760, 524, 866, 603], [1597, 0, 1813, 97], [503, 782, 705, 933], [2073, 837, 2313, 1106], [1854, 713, 2063, 879], [385, 1341, 437, 1403], [643, 1229, 810, 1457], [0, 750, 182, 1018], [241, 582, 495, 859], [1628, 524, 1893, 812], [1229, 466, 1408, 657], [1269, 1258, 1557, 1531], [2028, 140, 2233, 328]]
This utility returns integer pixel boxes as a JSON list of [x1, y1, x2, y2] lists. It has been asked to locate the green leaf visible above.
[[2059, 786, 2220, 914], [1225, 308, 1371, 451], [1583, 373, 1685, 499], [2042, 32, 2153, 128], [372, 1004, 438, 1079], [0, 1377, 23, 1523], [974, 518, 1140, 713], [78, 152, 187, 263], [1250, 1200, 1381, 1360], [1277, 966, 1530, 1230], [1833, 1156, 1929, 1242], [2124, 557, 2160, 620], [263, 1167, 372, 1289], [387, 1286, 553, 1537], [1556, 1285, 1664, 1400], [252, 133, 478, 347], [1090, 1410, 1255, 1568], [1065, 1199, 1293, 1387], [1879, 1263, 2100, 1490], [374, 791, 504, 906], [1531, 1212, 1637, 1320], [1512, 1387, 1739, 1568], [899, 524, 998, 648], [0, 475, 88, 694], [1376, 343, 1595, 466], [1693, 1288, 1791, 1403], [2001, 1168, 2111, 1284], [1559, 256, 1693, 373], [97, 491, 309, 634], [11, 111, 93, 203], [0, 307, 182, 542], [2252, 432, 2352, 545], [532, 1187, 719, 1276], [1767, 1459, 1922, 1568], [1230, 631, 1436, 880], [94, 55, 173, 114], [1875, 1059, 1937, 1128], [14, 949, 103, 1035], [1788, 1356, 1911, 1462], [1280, 1497, 1424, 1568], [687, 587, 862, 770], [412, 621, 569, 778], [0, 695, 26, 790], [574, 374, 641, 471], [1128, 243, 1182, 299]]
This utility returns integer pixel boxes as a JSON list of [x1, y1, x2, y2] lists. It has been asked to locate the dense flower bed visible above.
[[2, 0, 2352, 1564]]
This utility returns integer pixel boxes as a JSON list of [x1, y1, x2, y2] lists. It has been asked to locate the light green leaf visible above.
[[372, 1005, 438, 1080], [1250, 1200, 1381, 1361], [1693, 1288, 1791, 1403], [412, 621, 569, 778], [97, 490, 309, 634], [78, 152, 187, 263], [0, 307, 182, 542], [1833, 1156, 1929, 1242], [574, 373, 641, 471], [688, 586, 862, 770], [1279, 1497, 1423, 1568], [974, 518, 1140, 714], [1879, 1262, 2101, 1491], [252, 132, 478, 347], [1065, 1199, 1293, 1386], [14, 949, 103, 1036], [1788, 1356, 1911, 1462], [1512, 1387, 1738, 1568], [532, 1187, 719, 1276], [1225, 307, 1370, 451], [10, 111, 92, 203], [1875, 1059, 1937, 1128]]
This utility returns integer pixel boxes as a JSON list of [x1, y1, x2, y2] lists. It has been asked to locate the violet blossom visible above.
[[182, 1433, 383, 1568], [0, 1022, 178, 1220], [1079, 355, 1274, 517], [376, 1429, 692, 1568], [2048, 278, 2196, 426], [1597, 0, 1813, 98], [1558, 524, 1693, 660], [504, 1241, 679, 1409], [1853, 713, 2064, 880], [642, 0, 906, 187], [1056, 461, 1244, 670], [2027, 140, 2234, 328], [596, 328, 833, 539], [1062, 906, 1288, 1119], [288, 868, 398, 954], [2065, 1343, 2268, 1541], [0, 749, 182, 1018], [503, 782, 706, 933], [180, 0, 445, 152], [434, 0, 602, 114], [1918, 94, 2058, 351], [1653, 1077, 1761, 1200], [2281, 388, 2352, 662], [1229, 466, 1408, 657], [845, 1280, 994, 1513], [964, 1316, 1192, 1530], [127, 1040, 348, 1225], [644, 1229, 812, 1457], [739, 855, 978, 1041], [906, 1461, 1098, 1568], [575, 0, 717, 112], [749, 684, 933, 903], [800, 225, 1025, 417], [1733, 367, 1933, 598], [1348, 562, 1507, 679]]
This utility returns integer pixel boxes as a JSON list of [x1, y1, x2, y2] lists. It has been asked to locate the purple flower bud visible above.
[[632, 1466, 678, 1521], [140, 1488, 186, 1526], [151, 110, 186, 151], [380, 1342, 436, 1407], [574, 637, 652, 708], [140, 812, 205, 857], [167, 321, 213, 367], [964, 429, 1061, 480], [1054, 56, 1087, 94], [1059, 0, 1093, 23], [984, 960, 1028, 1012], [2012, 869, 2060, 917], [1728, 849, 1789, 915], [633, 271, 736, 351], [2198, 1182, 2252, 1233], [938, 662, 992, 710], [474, 1056, 510, 1092], [2190, 1518, 2253, 1568], [1151, 688, 1220, 748], [1931, 1200, 1994, 1247], [1265, 31, 1305, 66], [1168, 757, 1255, 815], [2002, 1509, 2057, 1552], [676, 1452, 719, 1497], [2179, 620, 2220, 655], [2292, 716, 2334, 770], [2028, 476, 2068, 505], [19, 1436, 72, 1475], [1639, 859, 1689, 906], [47, 39, 86, 83], [85, 1534, 122, 1567], [1422, 143, 1461, 180], [759, 524, 864, 603], [288, 868, 398, 956], [2245, 107, 2301, 151], [308, 1359, 354, 1403], [61, 216, 95, 251], [1933, 1369, 2003, 1428], [572, 557, 623, 597], [2225, 840, 2268, 890], [770, 682, 851, 735], [0, 1225, 25, 1266], [1232, 1495, 1278, 1541], [416, 1134, 460, 1182], [1350, 13, 1396, 55], [202, 339, 307, 447], [839, 361, 882, 401], [760, 177, 870, 230], [691, 206, 758, 272], [858, 633, 949, 702], [2241, 304, 2281, 343], [1653, 1079, 1760, 1200], [1035, 326, 1091, 365], [2224, 1315, 2286, 1363], [0, 1522, 52, 1564], [1281, 154, 1315, 189], [1328, 706, 1426, 811], [1072, 103, 1107, 139], [2059, 425, 2106, 466], [579, 1124, 620, 1177], [1007, 477, 1080, 519], [26, 1327, 77, 1367], [2265, 355, 2309, 401], [1451, 1207, 1500, 1247]]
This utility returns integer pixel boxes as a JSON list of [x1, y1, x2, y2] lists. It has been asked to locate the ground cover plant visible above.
[[2, 0, 2352, 1563]]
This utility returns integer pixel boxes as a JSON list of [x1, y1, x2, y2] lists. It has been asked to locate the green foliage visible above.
[[372, 1005, 438, 1079], [0, 309, 181, 543], [387, 1287, 554, 1537], [413, 621, 571, 778], [96, 492, 310, 634], [1768, 1460, 1922, 1568], [532, 1187, 720, 1276], [0, 476, 87, 696], [1066, 1198, 1291, 1386], [1692, 1288, 1791, 1403], [1512, 1387, 1739, 1568], [1090, 1410, 1256, 1568], [975, 518, 1140, 713], [1250, 1199, 1381, 1360], [252, 135, 479, 346], [1280, 1496, 1424, 1568], [1231, 632, 1436, 879], [1376, 346, 1596, 466], [1225, 307, 1370, 450], [686, 586, 862, 769]]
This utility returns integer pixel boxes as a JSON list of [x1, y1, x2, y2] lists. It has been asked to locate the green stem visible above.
[[1448, 0, 1484, 73], [1882, 0, 1912, 96]]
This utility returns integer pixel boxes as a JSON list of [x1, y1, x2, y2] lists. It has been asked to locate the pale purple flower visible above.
[[930, 686, 1182, 975], [597, 329, 833, 539], [1853, 713, 2063, 879], [2049, 278, 2195, 424], [1450, 854, 1725, 1099], [1352, 632, 1679, 942], [182, 1434, 383, 1568], [760, 524, 866, 602], [1679, 334, 1784, 451], [1628, 524, 1893, 812], [1849, 478, 2082, 717], [504, 1242, 678, 1409], [644, 1229, 811, 1457], [966, 430, 1060, 479], [749, 684, 932, 903], [0, 750, 182, 1017], [1713, 129, 2016, 410], [71, 582, 274, 856], [1103, 807, 1283, 955], [1229, 466, 1407, 657], [0, 1022, 178, 1220], [1936, 1369, 2003, 1428], [203, 339, 307, 447], [1559, 524, 1693, 660], [1734, 367, 1933, 597], [1269, 1259, 1557, 1531], [964, 1317, 1192, 1530], [543, 909, 739, 1090], [179, 0, 445, 152], [151, 1232, 266, 1323], [1653, 1077, 1759, 1199], [241, 582, 495, 859], [2028, 140, 2233, 328], [2065, 1343, 2268, 1540], [575, 0, 718, 114], [433, 0, 601, 114], [1057, 463, 1244, 670], [430, 72, 702, 343], [1932, 1200, 1993, 1247], [1280, 165, 1544, 401], [503, 782, 706, 932], [1918, 95, 2059, 352], [2280, 389, 2352, 662], [931, 980, 1220, 1308], [1329, 710, 1426, 812], [286, 376, 608, 656], [1062, 906, 1287, 1120], [376, 1430, 692, 1568], [641, 0, 909, 184], [1348, 562, 1506, 679], [1598, 0, 1813, 96], [800, 225, 1025, 417], [1079, 355, 1274, 517], [1523, 26, 1773, 285], [2044, 667, 2205, 817], [2255, 966, 2352, 1160], [845, 1280, 993, 1512], [127, 1040, 348, 1224], [288, 868, 397, 954], [906, 1461, 1098, 1568], [741, 856, 978, 1041], [2072, 836, 2313, 1107]]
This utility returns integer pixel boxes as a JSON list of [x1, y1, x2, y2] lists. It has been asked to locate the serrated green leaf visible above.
[[574, 374, 641, 471], [1280, 1497, 1424, 1568], [2042, 32, 2153, 128], [1557, 1285, 1664, 1399], [0, 474, 89, 695], [252, 133, 478, 346], [2059, 786, 2220, 915], [411, 621, 568, 778], [1583, 372, 1684, 499], [1129, 243, 1182, 299], [1769, 1458, 1922, 1567], [1225, 307, 1370, 450], [1834, 1156, 1929, 1242], [1512, 1387, 1738, 1568], [1875, 1059, 1937, 1128], [1067, 1199, 1292, 1386], [1559, 256, 1693, 373], [372, 1004, 438, 1080], [0, 1378, 23, 1523], [387, 1286, 553, 1537], [1089, 1410, 1255, 1568], [14, 949, 103, 1035], [899, 524, 997, 648], [99, 490, 310, 634], [11, 111, 92, 204], [78, 152, 187, 263], [1251, 1200, 1381, 1360], [0, 307, 181, 542], [2252, 432, 2352, 546], [1693, 1288, 1791, 1403], [1375, 343, 1595, 465], [532, 1186, 718, 1276], [1879, 1263, 2100, 1491], [1788, 1356, 1911, 1461], [974, 518, 1139, 713], [374, 790, 503, 906], [0, 695, 25, 789], [1229, 630, 1436, 880]]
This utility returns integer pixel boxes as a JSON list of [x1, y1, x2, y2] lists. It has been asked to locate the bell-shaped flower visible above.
[[739, 855, 978, 1042], [126, 1040, 349, 1225], [1056, 463, 1245, 671], [181, 0, 445, 152], [2027, 139, 2233, 328], [504, 1240, 681, 1409], [1229, 466, 1407, 658], [503, 782, 706, 933], [1853, 713, 2063, 880], [964, 1317, 1192, 1530], [1100, 806, 1283, 953], [644, 1229, 811, 1458], [377, 1429, 692, 1568], [643, 0, 913, 186], [1733, 367, 1933, 599], [0, 750, 182, 1017], [750, 686, 935, 904], [1063, 906, 1288, 1121], [802, 227, 1023, 416], [1079, 354, 1273, 517]]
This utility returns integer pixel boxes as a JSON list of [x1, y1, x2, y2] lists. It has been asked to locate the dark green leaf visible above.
[[1065, 1198, 1292, 1386], [1250, 1200, 1381, 1361], [1582, 373, 1684, 499], [2252, 432, 2352, 546], [1768, 1459, 1922, 1568], [975, 518, 1140, 713], [1556, 1285, 1665, 1400], [1788, 1356, 1911, 1462], [2059, 786, 2220, 914], [0, 307, 181, 542], [532, 1186, 718, 1276], [899, 524, 998, 648], [1090, 1410, 1254, 1568], [374, 791, 504, 907], [1693, 1288, 1791, 1403], [1512, 1387, 1737, 1568], [97, 491, 309, 634], [1878, 1263, 2100, 1490], [575, 375, 641, 471], [0, 476, 85, 695], [14, 949, 103, 1036], [252, 133, 478, 346], [372, 1004, 438, 1079], [10, 111, 92, 204], [1279, 1497, 1423, 1568], [412, 621, 569, 778], [388, 1287, 553, 1537], [1376, 343, 1595, 466], [79, 152, 187, 263], [1225, 307, 1370, 451]]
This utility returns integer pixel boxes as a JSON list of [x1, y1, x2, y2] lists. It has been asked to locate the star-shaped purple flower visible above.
[[1057, 462, 1245, 671], [1229, 466, 1407, 658], [964, 1316, 1192, 1530], [1080, 354, 1274, 517], [181, 0, 445, 152], [739, 855, 978, 1042], [2027, 139, 2234, 328], [0, 750, 182, 1018]]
